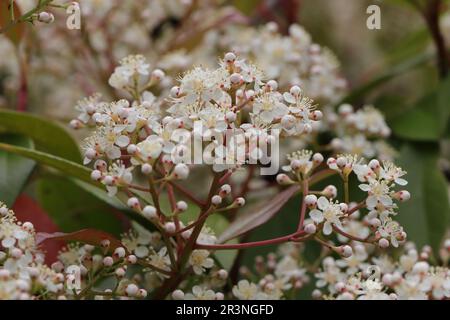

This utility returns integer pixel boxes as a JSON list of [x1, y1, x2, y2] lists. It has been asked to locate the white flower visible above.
[[379, 161, 408, 186], [148, 247, 171, 275], [108, 55, 150, 90], [253, 91, 288, 123], [135, 135, 163, 162], [189, 250, 214, 275], [359, 180, 393, 210], [233, 280, 264, 300], [83, 126, 127, 163], [309, 197, 344, 235], [283, 150, 314, 176], [75, 94, 103, 124], [315, 258, 346, 293], [184, 286, 217, 300], [377, 218, 404, 247]]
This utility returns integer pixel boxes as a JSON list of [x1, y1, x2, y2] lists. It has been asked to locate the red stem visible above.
[[196, 230, 306, 250]]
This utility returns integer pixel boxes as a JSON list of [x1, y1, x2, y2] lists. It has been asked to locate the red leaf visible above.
[[12, 194, 63, 264], [218, 185, 300, 243], [36, 229, 126, 253], [0, 1, 24, 46]]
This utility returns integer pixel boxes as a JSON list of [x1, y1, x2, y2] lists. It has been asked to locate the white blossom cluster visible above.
[[71, 52, 321, 197], [323, 104, 396, 160], [314, 241, 450, 300], [278, 151, 410, 248], [0, 202, 152, 300], [198, 22, 347, 105], [232, 243, 310, 300], [232, 240, 450, 300]]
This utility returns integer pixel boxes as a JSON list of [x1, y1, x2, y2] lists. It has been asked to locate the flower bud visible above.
[[38, 12, 54, 24], [70, 119, 82, 129], [91, 170, 102, 181], [304, 194, 317, 208], [127, 144, 138, 155], [173, 163, 189, 180], [230, 73, 243, 84], [266, 80, 278, 91], [114, 247, 126, 259], [224, 52, 236, 63], [170, 86, 181, 98], [127, 255, 137, 264], [141, 163, 153, 175], [211, 195, 222, 206], [127, 197, 140, 209], [311, 110, 323, 121], [217, 269, 228, 279], [164, 222, 176, 234], [393, 190, 410, 202], [234, 197, 245, 207], [290, 85, 302, 96], [215, 292, 224, 300], [103, 256, 114, 267], [137, 289, 148, 298], [378, 238, 389, 248], [125, 284, 139, 297], [225, 111, 236, 123], [338, 104, 353, 116], [85, 148, 96, 160], [181, 230, 192, 240], [172, 289, 185, 300], [176, 201, 188, 212], [115, 267, 126, 278], [312, 153, 324, 165], [305, 223, 317, 234], [142, 205, 157, 219], [339, 245, 353, 258], [151, 69, 165, 81], [412, 261, 429, 275], [368, 159, 380, 171], [322, 185, 337, 199]]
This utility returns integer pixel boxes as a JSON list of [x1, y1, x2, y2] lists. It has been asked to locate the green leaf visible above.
[[232, 0, 260, 15], [0, 134, 35, 206], [35, 177, 124, 235], [336, 53, 432, 107], [390, 76, 450, 141], [0, 142, 94, 185], [218, 186, 300, 243], [0, 110, 81, 162], [396, 143, 450, 252]]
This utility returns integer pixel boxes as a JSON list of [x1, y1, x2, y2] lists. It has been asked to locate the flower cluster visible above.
[[314, 241, 450, 300], [323, 104, 395, 160], [0, 202, 151, 300], [199, 23, 347, 105]]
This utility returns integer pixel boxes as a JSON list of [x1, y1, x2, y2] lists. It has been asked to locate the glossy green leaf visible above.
[[0, 142, 94, 185], [0, 134, 35, 206], [0, 110, 81, 162], [336, 53, 431, 107], [396, 143, 450, 252], [36, 177, 124, 235], [390, 76, 450, 141]]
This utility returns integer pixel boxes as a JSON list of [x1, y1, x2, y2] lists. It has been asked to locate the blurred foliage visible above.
[[0, 134, 35, 206]]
